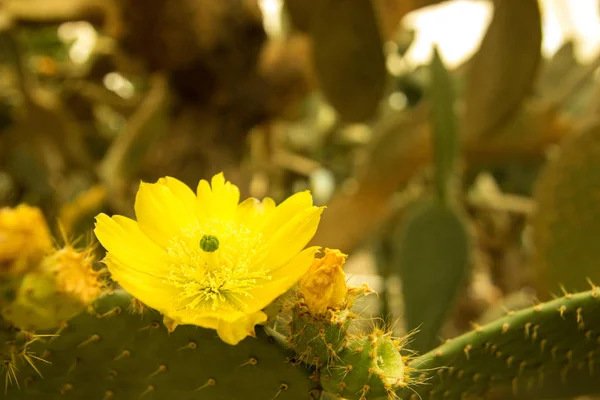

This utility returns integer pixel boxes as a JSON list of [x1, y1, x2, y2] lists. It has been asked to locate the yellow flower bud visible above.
[[42, 246, 103, 304], [299, 248, 348, 315], [0, 205, 53, 276], [1, 245, 103, 330]]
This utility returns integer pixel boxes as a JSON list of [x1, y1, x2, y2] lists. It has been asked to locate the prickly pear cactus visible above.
[[396, 286, 600, 400], [5, 290, 320, 400], [532, 122, 600, 295], [320, 328, 407, 400], [288, 304, 354, 368], [310, 0, 386, 122]]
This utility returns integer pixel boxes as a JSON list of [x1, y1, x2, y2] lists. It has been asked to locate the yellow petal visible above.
[[299, 248, 348, 315], [134, 181, 191, 247], [211, 173, 240, 219], [158, 177, 198, 221], [196, 173, 241, 220], [216, 311, 267, 345], [261, 206, 324, 270], [235, 197, 276, 231], [262, 197, 276, 213], [196, 179, 213, 218], [260, 191, 313, 238], [106, 256, 178, 313], [94, 214, 169, 276], [165, 313, 220, 331], [244, 246, 319, 313]]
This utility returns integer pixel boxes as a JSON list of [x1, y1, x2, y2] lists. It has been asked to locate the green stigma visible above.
[[200, 235, 220, 252]]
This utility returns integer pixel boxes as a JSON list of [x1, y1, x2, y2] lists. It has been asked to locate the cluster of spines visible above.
[[1, 328, 52, 393]]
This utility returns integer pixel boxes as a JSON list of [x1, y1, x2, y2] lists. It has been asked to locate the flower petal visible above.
[[106, 256, 178, 313], [216, 311, 267, 345], [134, 181, 191, 247], [261, 206, 324, 270], [211, 173, 240, 219], [165, 313, 220, 331], [260, 191, 313, 239], [244, 247, 319, 314], [196, 179, 213, 218], [94, 214, 169, 276], [235, 197, 276, 231], [157, 177, 198, 220], [196, 173, 241, 220]]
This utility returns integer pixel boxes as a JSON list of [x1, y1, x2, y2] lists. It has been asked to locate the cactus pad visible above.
[[393, 199, 470, 354], [395, 286, 600, 399], [531, 123, 600, 295], [5, 290, 320, 399]]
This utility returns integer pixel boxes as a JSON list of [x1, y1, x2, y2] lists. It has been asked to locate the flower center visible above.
[[164, 220, 269, 313], [199, 235, 219, 252]]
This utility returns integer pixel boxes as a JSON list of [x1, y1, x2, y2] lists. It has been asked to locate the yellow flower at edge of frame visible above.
[[0, 204, 53, 276], [94, 173, 324, 345]]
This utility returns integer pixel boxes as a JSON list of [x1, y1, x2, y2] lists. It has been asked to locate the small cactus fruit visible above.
[[290, 249, 360, 367], [289, 305, 355, 367], [320, 328, 407, 400], [1, 245, 103, 331]]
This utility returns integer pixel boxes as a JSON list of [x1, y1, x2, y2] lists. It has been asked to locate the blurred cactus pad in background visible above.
[[3, 0, 600, 399]]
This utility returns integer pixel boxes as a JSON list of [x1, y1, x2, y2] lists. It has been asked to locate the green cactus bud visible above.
[[1, 246, 102, 331], [1, 273, 87, 331], [320, 328, 406, 400], [289, 304, 354, 368]]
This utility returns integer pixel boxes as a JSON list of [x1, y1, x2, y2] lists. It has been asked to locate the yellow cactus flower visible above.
[[299, 248, 348, 315], [2, 245, 103, 330], [94, 173, 324, 345], [0, 205, 53, 276]]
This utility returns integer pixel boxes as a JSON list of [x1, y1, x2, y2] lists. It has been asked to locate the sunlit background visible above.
[[57, 1, 600, 100], [43, 0, 600, 293]]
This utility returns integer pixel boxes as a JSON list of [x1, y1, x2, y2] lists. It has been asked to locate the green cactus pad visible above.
[[531, 122, 600, 295], [320, 329, 405, 400], [310, 0, 386, 122], [393, 199, 470, 354], [5, 290, 320, 399], [396, 286, 600, 399], [289, 305, 354, 368]]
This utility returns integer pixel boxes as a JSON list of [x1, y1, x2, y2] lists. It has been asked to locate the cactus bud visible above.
[[299, 248, 347, 316], [1, 245, 103, 330], [320, 328, 406, 400]]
